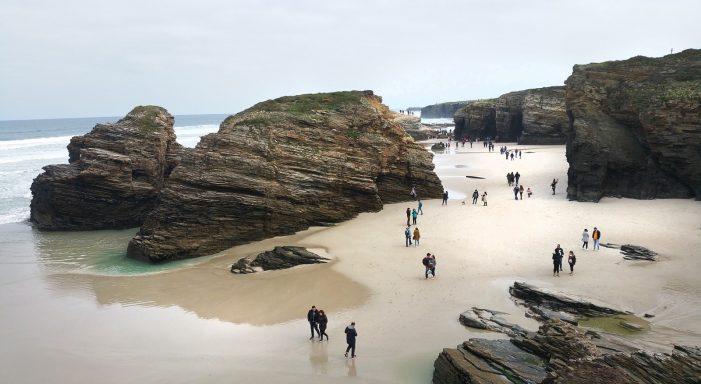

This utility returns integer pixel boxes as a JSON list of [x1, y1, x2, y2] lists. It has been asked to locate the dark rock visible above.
[[565, 49, 701, 202], [30, 106, 181, 230], [459, 307, 530, 337], [421, 101, 468, 119], [620, 244, 658, 261], [644, 313, 655, 318], [510, 281, 629, 317], [127, 91, 444, 262], [431, 142, 446, 151], [453, 86, 568, 144], [619, 321, 644, 331], [230, 246, 328, 274]]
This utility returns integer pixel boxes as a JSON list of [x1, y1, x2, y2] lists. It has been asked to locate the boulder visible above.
[[459, 307, 530, 337], [565, 49, 701, 202], [230, 246, 328, 274], [30, 106, 181, 230], [128, 91, 444, 262]]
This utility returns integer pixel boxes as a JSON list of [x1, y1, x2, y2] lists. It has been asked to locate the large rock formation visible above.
[[30, 106, 181, 230], [565, 49, 701, 201], [421, 101, 468, 119], [128, 91, 443, 262], [453, 86, 568, 143], [393, 114, 433, 140]]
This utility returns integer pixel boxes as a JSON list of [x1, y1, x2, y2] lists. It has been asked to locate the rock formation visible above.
[[128, 91, 443, 262], [509, 281, 630, 318], [453, 86, 568, 144], [230, 246, 329, 274], [393, 114, 433, 141], [30, 106, 181, 230], [421, 101, 468, 119], [565, 49, 701, 202]]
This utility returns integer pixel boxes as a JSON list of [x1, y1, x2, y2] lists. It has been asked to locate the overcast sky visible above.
[[1, 0, 699, 120]]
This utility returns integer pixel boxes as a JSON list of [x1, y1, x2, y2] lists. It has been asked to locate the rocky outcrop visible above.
[[435, 320, 701, 384], [30, 106, 181, 230], [510, 281, 629, 317], [128, 91, 443, 262], [393, 114, 433, 140], [230, 246, 328, 274], [453, 86, 567, 144], [459, 307, 530, 337], [421, 101, 468, 119], [565, 49, 701, 202]]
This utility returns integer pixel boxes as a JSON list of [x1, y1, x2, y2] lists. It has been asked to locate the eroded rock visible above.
[[230, 246, 328, 274], [510, 281, 630, 317]]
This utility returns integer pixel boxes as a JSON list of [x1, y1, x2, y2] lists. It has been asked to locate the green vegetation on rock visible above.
[[130, 106, 164, 134], [246, 91, 367, 115]]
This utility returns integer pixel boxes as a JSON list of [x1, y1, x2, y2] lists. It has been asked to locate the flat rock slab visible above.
[[510, 281, 629, 317], [459, 307, 529, 337], [230, 246, 329, 274]]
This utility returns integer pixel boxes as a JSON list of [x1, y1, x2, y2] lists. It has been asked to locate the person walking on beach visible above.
[[318, 310, 329, 341], [592, 227, 601, 250], [568, 251, 577, 275], [518, 150, 522, 159], [552, 250, 563, 277], [527, 187, 532, 198], [506, 172, 512, 186], [519, 185, 524, 200], [308, 306, 321, 340], [515, 172, 520, 185], [410, 185, 417, 200], [411, 209, 418, 225], [442, 190, 449, 205], [582, 229, 589, 249], [344, 322, 357, 358], [551, 178, 558, 195], [513, 185, 519, 200], [472, 189, 479, 204], [406, 207, 411, 226], [481, 191, 488, 206], [510, 152, 515, 161], [428, 254, 437, 277], [422, 253, 431, 279], [413, 227, 421, 247], [405, 226, 412, 247], [554, 244, 564, 272], [417, 199, 423, 215]]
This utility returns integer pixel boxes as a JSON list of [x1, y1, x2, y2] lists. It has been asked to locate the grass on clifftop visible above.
[[130, 106, 164, 133], [245, 91, 369, 115]]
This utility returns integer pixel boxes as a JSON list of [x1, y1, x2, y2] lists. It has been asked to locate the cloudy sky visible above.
[[1, 0, 699, 120]]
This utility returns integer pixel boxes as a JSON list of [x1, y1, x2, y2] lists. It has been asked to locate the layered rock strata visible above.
[[565, 49, 701, 201], [453, 86, 568, 144], [230, 246, 328, 274], [421, 101, 468, 119], [393, 114, 433, 141], [30, 106, 180, 230], [128, 91, 443, 262]]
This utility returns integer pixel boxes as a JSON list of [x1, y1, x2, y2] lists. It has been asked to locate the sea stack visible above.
[[30, 106, 181, 230], [565, 49, 701, 202], [127, 90, 443, 262]]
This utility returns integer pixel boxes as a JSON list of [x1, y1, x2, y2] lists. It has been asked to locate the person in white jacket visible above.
[[581, 229, 589, 249]]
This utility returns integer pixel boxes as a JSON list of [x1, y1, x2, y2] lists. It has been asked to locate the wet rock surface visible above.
[[30, 106, 181, 230], [230, 246, 328, 274], [565, 49, 701, 202], [510, 281, 630, 317], [459, 307, 530, 337], [600, 243, 658, 261]]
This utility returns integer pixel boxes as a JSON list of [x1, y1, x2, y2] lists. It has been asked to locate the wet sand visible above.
[[1, 143, 700, 383]]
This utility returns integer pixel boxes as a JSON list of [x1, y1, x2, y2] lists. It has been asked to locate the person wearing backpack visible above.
[[405, 226, 412, 247], [422, 253, 431, 279]]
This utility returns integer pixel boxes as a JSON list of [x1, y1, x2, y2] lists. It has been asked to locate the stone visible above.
[[620, 244, 658, 261], [393, 114, 433, 140], [431, 142, 446, 151], [453, 86, 568, 144], [127, 91, 444, 262], [420, 101, 468, 119], [509, 281, 630, 317], [230, 246, 328, 274], [565, 49, 701, 202], [459, 307, 530, 337], [30, 106, 181, 230]]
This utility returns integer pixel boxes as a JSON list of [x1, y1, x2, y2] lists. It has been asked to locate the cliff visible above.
[[30, 106, 181, 230], [565, 49, 701, 201], [127, 91, 443, 262], [393, 114, 433, 140], [421, 101, 468, 119], [453, 86, 568, 144]]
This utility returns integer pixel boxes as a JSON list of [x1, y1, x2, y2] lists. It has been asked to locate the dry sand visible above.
[[2, 142, 700, 383]]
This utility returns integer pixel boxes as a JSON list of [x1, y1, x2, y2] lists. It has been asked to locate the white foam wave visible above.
[[0, 135, 73, 150], [0, 206, 29, 225]]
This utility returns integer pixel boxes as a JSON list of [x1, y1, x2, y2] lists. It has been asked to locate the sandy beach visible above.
[[2, 142, 700, 383]]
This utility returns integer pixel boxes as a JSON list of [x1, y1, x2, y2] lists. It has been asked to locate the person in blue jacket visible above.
[[344, 322, 358, 358]]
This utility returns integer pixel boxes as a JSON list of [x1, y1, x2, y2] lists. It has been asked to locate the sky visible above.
[[1, 0, 699, 120]]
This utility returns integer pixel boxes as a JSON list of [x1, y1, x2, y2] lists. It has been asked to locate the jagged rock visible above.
[[459, 307, 530, 337], [565, 49, 701, 202], [510, 281, 629, 317], [30, 106, 181, 230], [393, 114, 433, 140], [421, 101, 468, 119], [620, 244, 658, 261], [431, 142, 446, 151], [434, 320, 701, 384], [230, 246, 328, 274], [128, 91, 444, 262], [453, 86, 568, 144]]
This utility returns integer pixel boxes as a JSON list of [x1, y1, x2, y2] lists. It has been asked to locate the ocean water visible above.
[[0, 114, 226, 225]]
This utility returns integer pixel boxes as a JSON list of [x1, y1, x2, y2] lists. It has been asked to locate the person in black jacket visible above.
[[554, 244, 564, 272], [344, 322, 358, 358], [317, 310, 329, 341], [552, 245, 564, 276], [307, 306, 320, 340]]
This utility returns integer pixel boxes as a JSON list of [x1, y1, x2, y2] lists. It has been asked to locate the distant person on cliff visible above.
[[406, 207, 411, 226], [411, 209, 418, 225], [442, 190, 448, 205], [472, 189, 479, 204], [413, 227, 421, 246], [519, 185, 524, 200], [527, 187, 532, 198], [551, 178, 558, 195], [581, 229, 589, 249], [513, 185, 520, 200], [481, 191, 488, 206], [568, 251, 577, 275], [554, 244, 564, 273], [344, 322, 358, 358], [422, 253, 431, 278], [592, 227, 601, 250], [308, 306, 321, 340], [515, 172, 520, 185], [417, 199, 423, 215], [318, 310, 329, 341]]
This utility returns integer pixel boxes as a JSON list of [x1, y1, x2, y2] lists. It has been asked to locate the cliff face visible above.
[[421, 101, 468, 119], [127, 91, 443, 262], [453, 86, 567, 143], [30, 106, 181, 230], [565, 49, 701, 201]]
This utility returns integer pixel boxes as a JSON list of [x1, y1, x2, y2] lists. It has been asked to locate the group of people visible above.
[[500, 146, 522, 160], [405, 225, 421, 247], [308, 305, 358, 358], [421, 253, 437, 278], [470, 189, 487, 206], [551, 227, 602, 276], [581, 227, 602, 250]]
